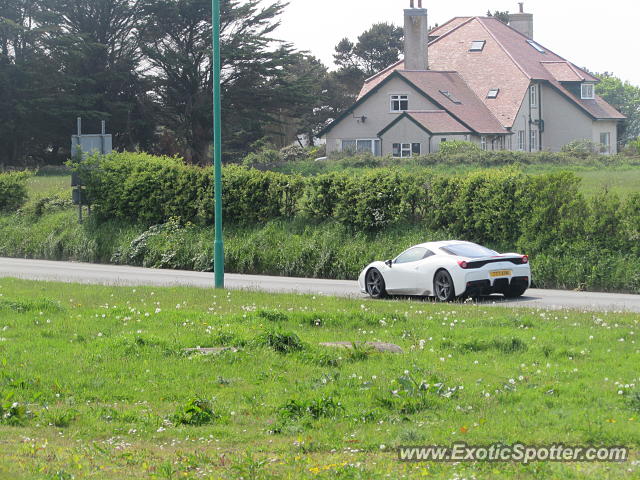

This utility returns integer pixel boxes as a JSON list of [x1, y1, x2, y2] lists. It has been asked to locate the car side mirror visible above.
[[385, 259, 393, 267]]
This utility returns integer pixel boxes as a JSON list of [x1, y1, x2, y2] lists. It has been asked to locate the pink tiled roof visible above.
[[541, 62, 585, 82], [358, 16, 624, 128], [397, 71, 507, 134], [406, 111, 471, 134]]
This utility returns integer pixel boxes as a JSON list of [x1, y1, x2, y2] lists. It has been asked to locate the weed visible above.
[[255, 330, 304, 354], [172, 397, 220, 426], [279, 396, 343, 421], [256, 309, 288, 322]]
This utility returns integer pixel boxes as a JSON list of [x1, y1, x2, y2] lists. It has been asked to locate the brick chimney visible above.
[[509, 3, 534, 39], [404, 0, 428, 71]]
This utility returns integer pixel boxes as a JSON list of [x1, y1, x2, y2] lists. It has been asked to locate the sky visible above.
[[272, 0, 640, 86]]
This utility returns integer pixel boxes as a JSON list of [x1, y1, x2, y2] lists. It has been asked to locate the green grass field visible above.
[[0, 279, 638, 479]]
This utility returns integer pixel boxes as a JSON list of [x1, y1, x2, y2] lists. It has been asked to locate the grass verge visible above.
[[0, 278, 638, 479]]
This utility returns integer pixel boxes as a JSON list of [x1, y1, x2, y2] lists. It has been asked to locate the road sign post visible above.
[[212, 0, 224, 288]]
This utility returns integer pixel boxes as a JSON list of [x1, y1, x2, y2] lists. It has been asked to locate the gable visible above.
[[320, 73, 439, 139]]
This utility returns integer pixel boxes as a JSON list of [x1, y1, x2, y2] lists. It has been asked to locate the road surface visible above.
[[2, 257, 640, 312]]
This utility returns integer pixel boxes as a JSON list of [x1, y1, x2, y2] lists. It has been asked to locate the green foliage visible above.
[[255, 330, 304, 354], [279, 396, 343, 421], [172, 397, 220, 426], [0, 171, 30, 212], [561, 140, 603, 157], [595, 73, 640, 143], [437, 140, 482, 155]]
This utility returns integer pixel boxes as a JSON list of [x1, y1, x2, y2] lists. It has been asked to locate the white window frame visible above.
[[392, 143, 418, 158], [527, 40, 546, 53], [530, 85, 538, 108], [342, 139, 380, 155], [469, 40, 486, 52], [390, 94, 409, 113], [480, 136, 487, 151], [581, 83, 595, 100], [530, 129, 539, 152], [600, 132, 611, 154], [518, 130, 526, 151]]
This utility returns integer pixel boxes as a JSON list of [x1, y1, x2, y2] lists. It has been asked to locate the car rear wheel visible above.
[[365, 268, 387, 299], [503, 285, 527, 298], [434, 269, 455, 302]]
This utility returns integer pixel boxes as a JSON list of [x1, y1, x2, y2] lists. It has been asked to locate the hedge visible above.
[[0, 171, 30, 212], [75, 152, 640, 257]]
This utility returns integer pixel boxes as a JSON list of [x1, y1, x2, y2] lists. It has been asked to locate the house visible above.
[[320, 2, 625, 155]]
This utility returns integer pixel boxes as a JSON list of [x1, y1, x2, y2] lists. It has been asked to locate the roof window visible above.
[[439, 90, 462, 104], [581, 83, 595, 100], [469, 40, 486, 52], [487, 88, 500, 99], [527, 40, 545, 53]]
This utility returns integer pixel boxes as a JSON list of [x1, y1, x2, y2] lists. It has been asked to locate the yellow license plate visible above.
[[490, 270, 512, 278]]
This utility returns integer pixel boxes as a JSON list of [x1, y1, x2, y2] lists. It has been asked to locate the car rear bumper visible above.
[[464, 275, 530, 296]]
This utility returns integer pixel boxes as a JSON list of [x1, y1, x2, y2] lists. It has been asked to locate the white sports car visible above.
[[358, 240, 530, 301]]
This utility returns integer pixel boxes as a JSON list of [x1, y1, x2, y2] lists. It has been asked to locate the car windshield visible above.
[[441, 243, 498, 258]]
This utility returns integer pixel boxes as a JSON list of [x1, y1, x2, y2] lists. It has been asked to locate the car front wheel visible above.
[[365, 268, 387, 299], [434, 269, 455, 302]]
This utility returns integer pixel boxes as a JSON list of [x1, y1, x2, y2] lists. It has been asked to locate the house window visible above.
[[518, 130, 526, 151], [527, 40, 546, 53], [390, 94, 408, 112], [487, 88, 500, 99], [469, 40, 486, 52], [439, 90, 462, 104], [343, 139, 381, 155], [480, 136, 487, 151], [393, 143, 418, 158], [342, 140, 356, 152], [600, 132, 611, 154], [581, 83, 595, 99], [530, 85, 538, 108], [530, 129, 539, 151]]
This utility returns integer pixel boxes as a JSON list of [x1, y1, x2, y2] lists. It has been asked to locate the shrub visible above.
[[561, 140, 602, 157], [0, 171, 30, 212], [172, 397, 220, 426], [255, 330, 304, 354], [437, 140, 482, 155]]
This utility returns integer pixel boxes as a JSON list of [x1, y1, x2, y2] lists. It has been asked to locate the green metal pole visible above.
[[212, 0, 224, 288]]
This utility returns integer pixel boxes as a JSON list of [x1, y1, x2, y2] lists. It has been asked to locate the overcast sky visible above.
[[272, 0, 640, 86]]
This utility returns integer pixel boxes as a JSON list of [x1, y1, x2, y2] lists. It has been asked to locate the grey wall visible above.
[[325, 76, 438, 154]]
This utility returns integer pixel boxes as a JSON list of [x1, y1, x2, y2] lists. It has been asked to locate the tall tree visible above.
[[44, 0, 154, 152], [487, 10, 510, 24], [141, 0, 298, 164], [334, 23, 403, 78], [596, 73, 640, 144], [0, 0, 62, 166]]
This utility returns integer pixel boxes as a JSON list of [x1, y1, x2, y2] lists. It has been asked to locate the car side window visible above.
[[394, 247, 428, 264], [423, 249, 435, 259]]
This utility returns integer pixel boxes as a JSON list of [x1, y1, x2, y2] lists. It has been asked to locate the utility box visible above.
[[71, 118, 112, 159]]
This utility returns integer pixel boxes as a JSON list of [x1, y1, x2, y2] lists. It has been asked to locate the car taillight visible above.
[[521, 255, 529, 264], [457, 260, 468, 269]]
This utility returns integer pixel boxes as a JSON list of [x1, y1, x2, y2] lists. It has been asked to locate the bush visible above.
[[0, 171, 30, 212], [437, 140, 482, 155]]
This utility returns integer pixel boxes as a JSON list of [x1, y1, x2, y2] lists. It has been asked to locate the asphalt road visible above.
[[2, 257, 640, 313]]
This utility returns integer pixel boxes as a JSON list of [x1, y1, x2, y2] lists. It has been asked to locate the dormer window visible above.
[[581, 83, 595, 99], [439, 90, 462, 104], [487, 88, 500, 99], [469, 40, 486, 52], [527, 40, 545, 54], [390, 94, 409, 112]]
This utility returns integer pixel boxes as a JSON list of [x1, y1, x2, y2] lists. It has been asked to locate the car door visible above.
[[384, 247, 429, 294]]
